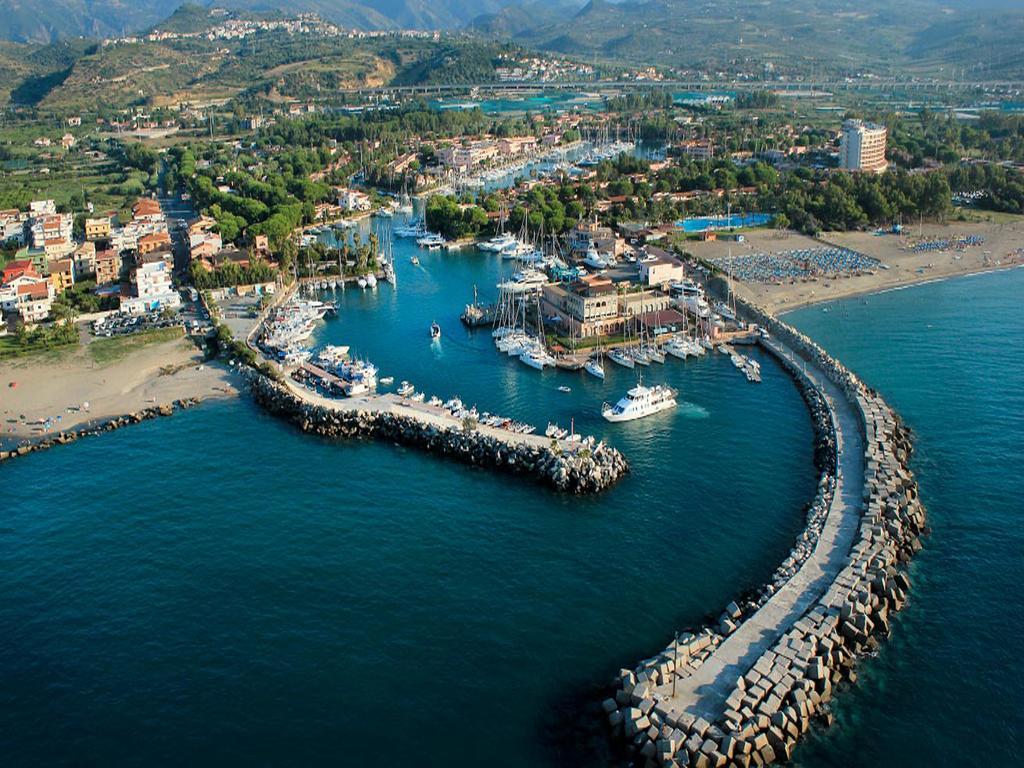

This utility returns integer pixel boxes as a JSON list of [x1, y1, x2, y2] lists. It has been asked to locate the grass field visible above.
[[0, 332, 78, 361], [88, 326, 186, 366]]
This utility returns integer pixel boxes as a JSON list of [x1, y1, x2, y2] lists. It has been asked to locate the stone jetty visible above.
[[249, 373, 629, 494], [604, 299, 926, 766], [0, 398, 204, 464]]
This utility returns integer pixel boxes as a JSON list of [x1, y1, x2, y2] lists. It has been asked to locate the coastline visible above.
[[0, 334, 242, 452], [775, 261, 1024, 315]]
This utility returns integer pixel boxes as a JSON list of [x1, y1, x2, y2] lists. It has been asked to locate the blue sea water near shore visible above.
[[0, 222, 816, 766], [2, 223, 1019, 766], [787, 266, 1024, 766]]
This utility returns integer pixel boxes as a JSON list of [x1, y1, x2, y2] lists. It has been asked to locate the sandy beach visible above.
[[0, 332, 242, 451], [686, 219, 1024, 313]]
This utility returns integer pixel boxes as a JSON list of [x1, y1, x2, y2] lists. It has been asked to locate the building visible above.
[[122, 259, 181, 315], [85, 216, 112, 241], [2, 259, 37, 283], [29, 200, 56, 217], [337, 188, 372, 212], [0, 277, 54, 324], [678, 140, 715, 161], [638, 247, 685, 288], [542, 278, 622, 338], [73, 241, 97, 279], [839, 119, 888, 173], [95, 249, 122, 285], [29, 212, 72, 250], [0, 209, 26, 244], [138, 231, 172, 255], [132, 198, 164, 222], [47, 258, 75, 293]]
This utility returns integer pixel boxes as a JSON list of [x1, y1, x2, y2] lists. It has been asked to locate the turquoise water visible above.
[[677, 213, 774, 232], [430, 93, 605, 115], [787, 268, 1024, 766], [0, 219, 818, 765]]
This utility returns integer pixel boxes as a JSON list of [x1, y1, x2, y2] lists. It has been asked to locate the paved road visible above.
[[651, 340, 865, 722]]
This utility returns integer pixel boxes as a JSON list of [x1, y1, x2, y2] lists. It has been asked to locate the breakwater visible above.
[[0, 398, 204, 463], [249, 374, 628, 494], [604, 300, 925, 766]]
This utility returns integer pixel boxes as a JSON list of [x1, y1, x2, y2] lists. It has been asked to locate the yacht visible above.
[[380, 376, 394, 386], [670, 279, 711, 318], [665, 337, 691, 360], [364, 272, 377, 288], [497, 268, 548, 293], [417, 233, 446, 249], [480, 233, 519, 253], [395, 219, 426, 238], [585, 355, 605, 379], [519, 346, 555, 370], [631, 348, 651, 366], [430, 321, 441, 340], [582, 244, 610, 270], [607, 348, 635, 369], [601, 381, 678, 422], [646, 346, 666, 364]]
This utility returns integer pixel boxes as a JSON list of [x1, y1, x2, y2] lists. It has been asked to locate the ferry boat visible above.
[[601, 381, 678, 423], [430, 321, 441, 340]]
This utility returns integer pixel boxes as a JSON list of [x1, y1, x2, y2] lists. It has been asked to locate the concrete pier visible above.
[[605, 302, 926, 766], [249, 373, 629, 494]]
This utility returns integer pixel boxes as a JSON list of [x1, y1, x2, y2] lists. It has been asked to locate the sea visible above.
[[0, 224, 1021, 764]]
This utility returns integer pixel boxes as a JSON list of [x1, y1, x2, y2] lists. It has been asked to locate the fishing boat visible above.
[[430, 321, 441, 340], [601, 379, 677, 422], [607, 348, 635, 369]]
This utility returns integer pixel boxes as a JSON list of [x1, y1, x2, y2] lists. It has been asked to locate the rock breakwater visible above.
[[249, 374, 629, 494], [0, 398, 204, 464], [604, 300, 926, 766]]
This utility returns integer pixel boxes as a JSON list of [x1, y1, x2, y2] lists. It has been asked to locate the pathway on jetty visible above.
[[651, 339, 865, 722], [281, 377, 587, 453]]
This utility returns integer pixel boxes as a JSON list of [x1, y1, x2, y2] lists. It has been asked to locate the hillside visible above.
[[476, 0, 1024, 79]]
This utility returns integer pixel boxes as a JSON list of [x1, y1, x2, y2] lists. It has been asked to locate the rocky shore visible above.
[[0, 397, 204, 463], [604, 301, 926, 766], [249, 374, 629, 494]]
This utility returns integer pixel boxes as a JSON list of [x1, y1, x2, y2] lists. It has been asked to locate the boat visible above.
[[373, 208, 393, 218], [646, 346, 666, 364], [557, 385, 572, 393], [519, 345, 555, 370], [357, 277, 367, 289], [365, 272, 377, 288], [582, 243, 609, 270], [545, 423, 569, 440], [417, 233, 446, 249], [665, 337, 690, 360], [380, 376, 395, 386], [411, 391, 426, 402], [601, 380, 678, 422], [410, 255, 420, 266], [631, 348, 651, 366], [480, 233, 520, 253], [430, 321, 441, 340], [607, 348, 635, 369], [585, 355, 605, 379], [397, 381, 414, 397]]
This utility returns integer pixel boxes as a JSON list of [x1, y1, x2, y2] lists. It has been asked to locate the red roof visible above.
[[17, 282, 50, 299]]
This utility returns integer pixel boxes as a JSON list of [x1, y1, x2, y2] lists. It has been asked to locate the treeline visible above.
[[948, 163, 1024, 213], [188, 258, 278, 289], [425, 196, 490, 240]]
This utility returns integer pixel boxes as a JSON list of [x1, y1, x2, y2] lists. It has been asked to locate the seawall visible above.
[[249, 374, 629, 494], [604, 301, 926, 766]]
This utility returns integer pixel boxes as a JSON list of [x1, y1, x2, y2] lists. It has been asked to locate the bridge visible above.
[[340, 78, 1024, 97]]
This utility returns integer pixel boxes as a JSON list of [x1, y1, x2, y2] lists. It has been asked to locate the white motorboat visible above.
[[410, 255, 420, 266], [430, 321, 441, 340], [397, 381, 414, 397], [480, 233, 519, 253], [365, 272, 377, 288], [601, 381, 678, 422], [665, 338, 690, 360], [519, 347, 555, 370], [582, 244, 609, 270], [357, 277, 367, 289], [380, 376, 395, 386]]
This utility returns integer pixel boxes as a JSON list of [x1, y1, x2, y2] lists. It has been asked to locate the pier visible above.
[[604, 303, 926, 765], [249, 373, 629, 494]]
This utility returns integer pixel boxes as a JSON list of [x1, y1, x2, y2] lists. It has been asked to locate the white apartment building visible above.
[[839, 119, 888, 173]]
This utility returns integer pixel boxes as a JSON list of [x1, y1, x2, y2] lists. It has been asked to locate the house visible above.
[[85, 216, 112, 241], [122, 259, 181, 316], [0, 277, 55, 324], [132, 198, 164, 222], [29, 212, 72, 249], [0, 209, 26, 244], [95, 249, 122, 286], [197, 248, 250, 272], [73, 241, 97, 279], [252, 234, 270, 257], [47, 258, 75, 293], [66, 116, 82, 127], [2, 259, 37, 283], [337, 188, 372, 212], [43, 237, 75, 259], [637, 247, 685, 287], [61, 133, 76, 150], [137, 231, 172, 255]]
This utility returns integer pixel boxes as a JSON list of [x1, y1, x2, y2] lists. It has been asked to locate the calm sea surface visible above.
[[3, 224, 1016, 766], [788, 267, 1024, 766], [0, 219, 815, 766]]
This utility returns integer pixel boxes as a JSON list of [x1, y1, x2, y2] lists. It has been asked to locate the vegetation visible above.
[[88, 326, 185, 365], [0, 321, 77, 359]]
